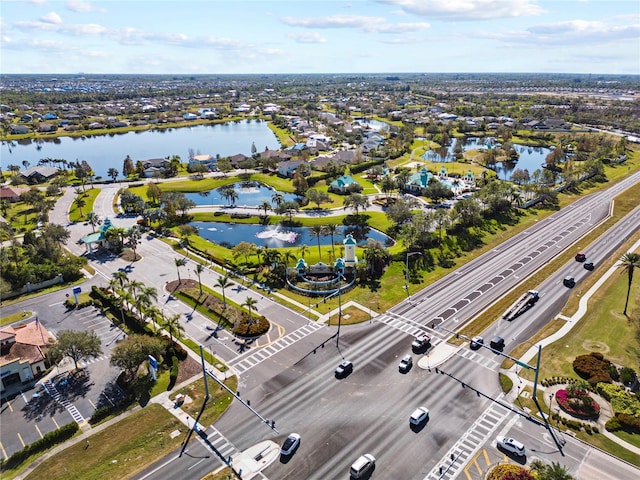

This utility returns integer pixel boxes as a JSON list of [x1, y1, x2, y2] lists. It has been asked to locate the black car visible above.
[[470, 336, 484, 350], [584, 261, 595, 270], [335, 361, 353, 378]]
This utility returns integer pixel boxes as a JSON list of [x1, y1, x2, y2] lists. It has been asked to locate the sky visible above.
[[1, 0, 639, 75]]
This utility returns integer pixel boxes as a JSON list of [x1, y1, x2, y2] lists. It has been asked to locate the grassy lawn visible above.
[[23, 404, 184, 480], [576, 431, 640, 467], [0, 310, 33, 326], [169, 376, 238, 427], [523, 266, 640, 382], [68, 187, 100, 222], [328, 305, 373, 325], [613, 430, 640, 449]]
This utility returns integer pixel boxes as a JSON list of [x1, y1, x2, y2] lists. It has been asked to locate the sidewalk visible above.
[[501, 238, 640, 456]]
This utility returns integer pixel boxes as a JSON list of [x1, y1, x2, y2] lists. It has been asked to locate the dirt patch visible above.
[[175, 352, 202, 385], [167, 279, 197, 292], [581, 339, 610, 354]]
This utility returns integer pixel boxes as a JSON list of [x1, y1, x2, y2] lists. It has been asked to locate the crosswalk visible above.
[[375, 311, 432, 337], [228, 322, 322, 375], [202, 425, 241, 464], [456, 348, 501, 371], [423, 401, 511, 480], [41, 379, 86, 424]]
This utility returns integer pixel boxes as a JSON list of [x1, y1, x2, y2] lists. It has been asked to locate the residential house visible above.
[[189, 154, 216, 170], [277, 159, 305, 178], [229, 153, 249, 168], [0, 320, 54, 397], [9, 124, 30, 135], [18, 166, 59, 184], [0, 186, 30, 202], [183, 112, 198, 121], [141, 158, 170, 178], [329, 175, 360, 194], [37, 123, 56, 133], [42, 112, 58, 120], [20, 114, 33, 123]]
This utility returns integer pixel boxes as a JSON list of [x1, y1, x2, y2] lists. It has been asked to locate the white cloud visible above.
[[282, 15, 386, 29], [40, 12, 62, 25], [367, 22, 430, 33], [287, 32, 327, 44], [378, 0, 546, 20], [66, 0, 94, 13]]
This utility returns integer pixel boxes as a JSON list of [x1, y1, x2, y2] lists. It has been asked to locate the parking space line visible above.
[[5, 398, 14, 412], [51, 416, 59, 429], [17, 432, 25, 448], [0, 442, 6, 460], [89, 399, 96, 409], [34, 424, 43, 439]]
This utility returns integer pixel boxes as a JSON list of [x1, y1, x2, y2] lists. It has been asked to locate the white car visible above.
[[409, 406, 430, 426], [350, 453, 375, 478], [398, 354, 413, 373], [496, 436, 526, 456], [280, 433, 300, 456]]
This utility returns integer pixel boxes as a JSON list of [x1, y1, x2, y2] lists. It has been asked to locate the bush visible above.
[[617, 413, 640, 433], [168, 355, 179, 389], [572, 352, 613, 386], [556, 388, 600, 418], [597, 383, 640, 416], [619, 367, 637, 386], [89, 395, 133, 425], [3, 422, 79, 469], [606, 417, 622, 432]]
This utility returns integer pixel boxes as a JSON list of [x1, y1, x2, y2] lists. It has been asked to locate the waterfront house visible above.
[[329, 175, 360, 194]]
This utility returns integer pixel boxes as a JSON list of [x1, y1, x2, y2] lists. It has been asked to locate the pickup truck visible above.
[[412, 334, 431, 351]]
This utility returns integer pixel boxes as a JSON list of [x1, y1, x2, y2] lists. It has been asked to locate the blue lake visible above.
[[421, 137, 552, 181], [189, 222, 392, 249], [1, 120, 279, 181], [185, 182, 299, 207]]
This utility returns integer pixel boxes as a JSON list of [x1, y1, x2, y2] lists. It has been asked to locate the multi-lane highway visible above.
[[130, 173, 640, 479]]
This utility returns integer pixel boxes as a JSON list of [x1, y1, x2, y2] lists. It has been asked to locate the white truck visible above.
[[502, 290, 539, 321]]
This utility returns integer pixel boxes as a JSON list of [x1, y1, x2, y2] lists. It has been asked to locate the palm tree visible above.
[[325, 223, 338, 258], [175, 257, 187, 284], [271, 192, 285, 210], [242, 297, 258, 324], [135, 286, 158, 322], [161, 311, 184, 346], [144, 304, 162, 332], [74, 195, 86, 218], [126, 279, 145, 313], [86, 211, 101, 233], [107, 167, 119, 182], [195, 263, 205, 295], [618, 252, 640, 315], [310, 225, 325, 259], [216, 275, 232, 308], [259, 200, 271, 217], [111, 270, 128, 289], [298, 244, 309, 259]]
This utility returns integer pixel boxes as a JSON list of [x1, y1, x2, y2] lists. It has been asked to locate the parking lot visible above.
[[0, 306, 128, 460]]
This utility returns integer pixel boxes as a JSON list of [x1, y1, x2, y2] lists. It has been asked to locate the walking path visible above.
[[501, 237, 640, 456]]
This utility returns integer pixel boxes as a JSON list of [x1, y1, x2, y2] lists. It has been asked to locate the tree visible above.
[[110, 334, 165, 381], [216, 275, 232, 308], [218, 184, 238, 206], [74, 195, 86, 218], [48, 330, 102, 371], [126, 226, 142, 260], [147, 182, 162, 205], [292, 171, 309, 195], [175, 257, 187, 283], [232, 241, 257, 264], [530, 461, 575, 480], [86, 211, 101, 233], [195, 263, 205, 295], [123, 155, 135, 177], [107, 167, 119, 182], [310, 225, 326, 259], [242, 297, 258, 324], [343, 193, 370, 217], [271, 192, 285, 210], [325, 223, 338, 258], [258, 200, 271, 217], [217, 157, 233, 175], [618, 252, 640, 315], [306, 188, 331, 209], [161, 311, 184, 346], [380, 175, 397, 199]]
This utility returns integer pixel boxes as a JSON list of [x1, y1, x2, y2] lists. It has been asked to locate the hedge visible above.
[[573, 352, 613, 386], [2, 422, 79, 469]]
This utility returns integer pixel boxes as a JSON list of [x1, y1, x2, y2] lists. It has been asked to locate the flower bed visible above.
[[556, 388, 600, 419]]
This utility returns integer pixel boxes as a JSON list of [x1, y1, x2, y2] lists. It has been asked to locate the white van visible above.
[[350, 453, 375, 478]]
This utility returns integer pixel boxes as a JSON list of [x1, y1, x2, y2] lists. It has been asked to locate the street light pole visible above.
[[405, 251, 422, 299]]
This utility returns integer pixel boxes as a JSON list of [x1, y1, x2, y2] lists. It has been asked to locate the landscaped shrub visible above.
[[596, 383, 640, 416], [619, 367, 637, 387], [616, 413, 640, 433], [572, 352, 613, 385], [168, 355, 179, 390], [556, 388, 600, 419], [234, 312, 270, 337], [89, 395, 134, 425], [606, 416, 622, 432], [487, 464, 531, 480]]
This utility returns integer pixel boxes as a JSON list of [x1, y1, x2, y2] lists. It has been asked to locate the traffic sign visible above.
[[72, 286, 82, 294]]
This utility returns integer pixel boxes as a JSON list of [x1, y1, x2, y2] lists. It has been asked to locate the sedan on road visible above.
[[496, 436, 526, 457], [398, 354, 413, 373], [280, 433, 300, 456], [409, 407, 430, 426]]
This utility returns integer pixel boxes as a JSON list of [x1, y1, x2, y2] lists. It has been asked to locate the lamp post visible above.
[[405, 251, 422, 299]]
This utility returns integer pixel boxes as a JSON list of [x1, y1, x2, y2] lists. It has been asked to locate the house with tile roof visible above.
[[1, 320, 54, 397]]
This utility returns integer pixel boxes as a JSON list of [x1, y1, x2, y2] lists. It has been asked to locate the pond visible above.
[[421, 137, 552, 181], [185, 182, 299, 207], [1, 120, 279, 181], [189, 222, 393, 249]]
